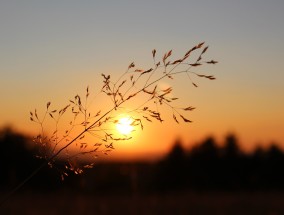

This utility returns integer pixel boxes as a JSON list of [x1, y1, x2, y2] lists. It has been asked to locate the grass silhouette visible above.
[[1, 42, 217, 205]]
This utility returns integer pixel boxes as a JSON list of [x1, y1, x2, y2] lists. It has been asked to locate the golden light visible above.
[[116, 117, 134, 135]]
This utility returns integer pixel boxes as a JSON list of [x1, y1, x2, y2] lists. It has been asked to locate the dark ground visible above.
[[1, 190, 284, 215]]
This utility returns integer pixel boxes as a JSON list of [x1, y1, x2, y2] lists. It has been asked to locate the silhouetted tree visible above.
[[219, 134, 246, 189], [186, 137, 223, 189], [190, 136, 219, 160], [155, 139, 187, 190], [166, 139, 186, 163], [222, 134, 240, 158]]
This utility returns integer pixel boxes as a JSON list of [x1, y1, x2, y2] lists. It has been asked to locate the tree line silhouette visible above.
[[1, 127, 284, 193], [156, 135, 284, 191]]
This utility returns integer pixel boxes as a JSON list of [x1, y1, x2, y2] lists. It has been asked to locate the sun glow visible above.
[[116, 117, 134, 135]]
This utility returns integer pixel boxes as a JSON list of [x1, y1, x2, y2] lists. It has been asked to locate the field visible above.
[[1, 191, 284, 215]]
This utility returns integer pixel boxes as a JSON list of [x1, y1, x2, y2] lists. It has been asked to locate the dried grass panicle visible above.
[[31, 42, 217, 180]]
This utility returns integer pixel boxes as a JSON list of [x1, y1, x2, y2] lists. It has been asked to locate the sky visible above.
[[1, 0, 284, 160]]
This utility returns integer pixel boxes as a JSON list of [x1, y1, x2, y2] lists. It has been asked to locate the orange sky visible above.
[[1, 1, 284, 161]]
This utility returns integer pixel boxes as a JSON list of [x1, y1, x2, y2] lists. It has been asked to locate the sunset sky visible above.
[[1, 1, 284, 160]]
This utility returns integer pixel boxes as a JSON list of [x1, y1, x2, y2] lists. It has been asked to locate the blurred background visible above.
[[1, 0, 284, 214], [1, 128, 284, 214]]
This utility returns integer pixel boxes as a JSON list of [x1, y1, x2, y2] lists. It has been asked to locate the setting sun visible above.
[[116, 117, 134, 135]]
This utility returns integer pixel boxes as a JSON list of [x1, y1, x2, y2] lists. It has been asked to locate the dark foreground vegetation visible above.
[[1, 127, 284, 214]]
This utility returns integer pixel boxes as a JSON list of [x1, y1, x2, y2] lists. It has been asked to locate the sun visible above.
[[116, 117, 134, 135]]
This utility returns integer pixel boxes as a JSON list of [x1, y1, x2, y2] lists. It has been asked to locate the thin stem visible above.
[[0, 107, 115, 206], [0, 161, 46, 206]]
